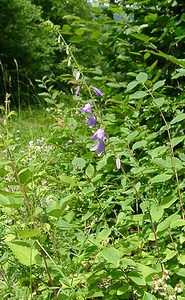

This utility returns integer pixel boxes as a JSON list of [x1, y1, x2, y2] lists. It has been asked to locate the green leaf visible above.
[[85, 164, 95, 177], [151, 173, 172, 184], [178, 254, 185, 265], [18, 168, 33, 184], [75, 28, 85, 36], [128, 271, 146, 286], [137, 263, 157, 279], [117, 284, 130, 295], [16, 229, 41, 238], [99, 247, 121, 268], [171, 136, 184, 147], [152, 80, 166, 92], [7, 242, 39, 266], [59, 175, 77, 187], [131, 33, 150, 43], [136, 72, 148, 84], [132, 140, 147, 151], [72, 157, 86, 170], [129, 91, 148, 99], [160, 195, 177, 209], [157, 213, 179, 232], [127, 80, 139, 91], [127, 131, 139, 142], [153, 97, 165, 106], [143, 292, 157, 300], [150, 204, 164, 222], [0, 192, 24, 209], [170, 113, 185, 125]]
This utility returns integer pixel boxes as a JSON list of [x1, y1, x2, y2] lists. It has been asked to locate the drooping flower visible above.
[[116, 157, 121, 170], [91, 139, 105, 156], [75, 85, 81, 95], [92, 128, 105, 141], [80, 103, 92, 114], [86, 115, 96, 128], [75, 71, 80, 81], [93, 87, 104, 97]]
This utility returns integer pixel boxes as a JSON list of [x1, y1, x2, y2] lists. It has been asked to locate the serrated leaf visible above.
[[136, 72, 148, 84], [152, 80, 166, 92], [8, 242, 39, 266], [151, 173, 172, 184], [170, 113, 185, 125], [129, 91, 148, 99], [99, 247, 121, 267]]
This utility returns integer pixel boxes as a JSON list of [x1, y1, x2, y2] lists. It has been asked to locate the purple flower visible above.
[[80, 103, 92, 114], [91, 140, 105, 156], [92, 128, 105, 142], [75, 85, 81, 95], [93, 87, 104, 97], [116, 157, 121, 170], [86, 115, 96, 128]]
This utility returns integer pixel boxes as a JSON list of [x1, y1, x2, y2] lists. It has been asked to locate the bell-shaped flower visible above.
[[93, 87, 104, 97], [91, 139, 105, 156], [80, 103, 92, 114], [86, 115, 96, 128], [116, 157, 121, 170], [75, 71, 80, 81], [92, 128, 105, 142], [75, 85, 81, 96]]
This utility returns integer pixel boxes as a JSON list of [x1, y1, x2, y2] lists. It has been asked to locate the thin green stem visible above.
[[144, 84, 184, 219]]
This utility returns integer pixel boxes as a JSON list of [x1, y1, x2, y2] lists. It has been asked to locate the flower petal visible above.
[[93, 87, 104, 97], [86, 115, 96, 128], [80, 103, 92, 114], [116, 157, 121, 170]]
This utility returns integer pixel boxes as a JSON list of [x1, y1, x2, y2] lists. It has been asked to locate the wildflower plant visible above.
[[1, 19, 185, 300]]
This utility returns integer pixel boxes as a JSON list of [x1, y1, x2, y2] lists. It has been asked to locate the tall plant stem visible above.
[[144, 84, 184, 219]]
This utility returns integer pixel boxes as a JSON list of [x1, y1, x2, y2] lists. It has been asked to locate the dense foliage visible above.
[[0, 0, 185, 299]]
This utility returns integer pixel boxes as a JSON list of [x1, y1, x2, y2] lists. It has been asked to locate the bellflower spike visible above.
[[91, 139, 105, 156], [93, 87, 104, 97], [75, 85, 81, 95], [80, 103, 92, 114], [86, 115, 96, 128], [92, 128, 105, 142], [116, 157, 121, 170]]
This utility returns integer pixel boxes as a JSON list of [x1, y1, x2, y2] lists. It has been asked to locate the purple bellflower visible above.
[[93, 87, 104, 97], [80, 103, 92, 114], [75, 85, 81, 96], [91, 139, 105, 156], [91, 128, 105, 156], [86, 115, 96, 128], [92, 128, 105, 142], [116, 157, 121, 170]]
